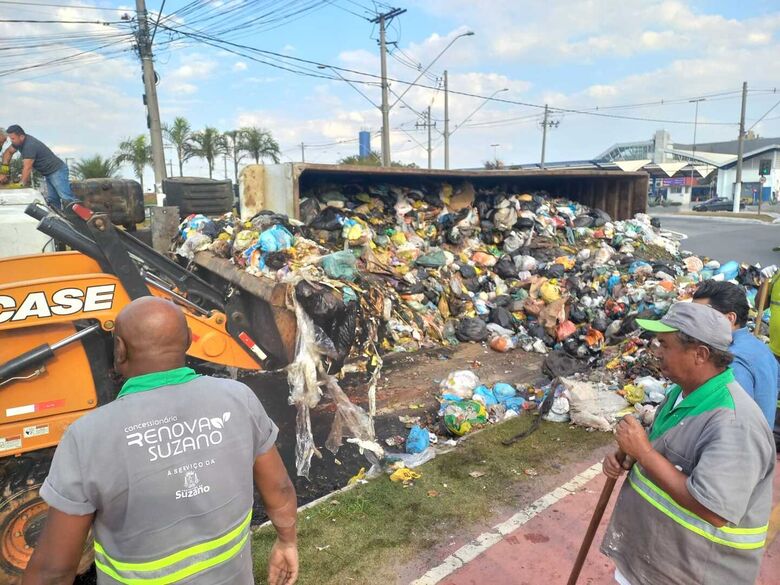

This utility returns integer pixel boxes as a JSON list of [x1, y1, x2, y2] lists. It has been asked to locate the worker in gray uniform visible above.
[[601, 302, 775, 585], [23, 297, 299, 585]]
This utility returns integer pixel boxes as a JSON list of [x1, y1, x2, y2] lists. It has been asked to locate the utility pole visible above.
[[539, 104, 560, 169], [135, 0, 166, 204], [540, 104, 549, 169], [733, 81, 748, 213], [223, 153, 228, 180], [371, 8, 405, 167], [444, 70, 450, 169], [300, 142, 305, 163], [416, 107, 436, 169]]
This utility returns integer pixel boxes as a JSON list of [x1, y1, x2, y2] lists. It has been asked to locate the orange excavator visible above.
[[0, 202, 297, 582]]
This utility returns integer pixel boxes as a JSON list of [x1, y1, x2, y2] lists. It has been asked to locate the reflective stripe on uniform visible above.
[[94, 510, 252, 584], [628, 467, 767, 550]]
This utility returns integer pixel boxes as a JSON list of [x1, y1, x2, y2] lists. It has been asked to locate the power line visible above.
[[0, 0, 131, 11], [161, 24, 741, 127]]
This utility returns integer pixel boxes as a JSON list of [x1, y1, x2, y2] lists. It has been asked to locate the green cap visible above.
[[635, 319, 678, 333]]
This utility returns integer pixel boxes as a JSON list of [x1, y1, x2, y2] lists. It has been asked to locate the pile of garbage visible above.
[[170, 180, 769, 470]]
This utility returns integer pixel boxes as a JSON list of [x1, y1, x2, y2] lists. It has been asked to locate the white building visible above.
[[714, 144, 780, 202]]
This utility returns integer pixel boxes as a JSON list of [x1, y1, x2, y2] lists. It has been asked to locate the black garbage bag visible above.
[[515, 217, 535, 229], [526, 321, 554, 346], [395, 281, 425, 295], [456, 317, 488, 342], [590, 208, 611, 227], [569, 305, 588, 324], [562, 337, 589, 359], [446, 227, 463, 246], [462, 276, 481, 292], [650, 217, 661, 229], [493, 295, 512, 307], [296, 280, 341, 321], [460, 264, 477, 279], [591, 315, 609, 332], [545, 263, 566, 279], [573, 215, 595, 228], [299, 197, 321, 225], [309, 206, 345, 231], [495, 256, 519, 279], [489, 306, 514, 330], [542, 349, 589, 378]]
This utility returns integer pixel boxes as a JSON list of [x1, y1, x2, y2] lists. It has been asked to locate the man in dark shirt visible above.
[[0, 124, 76, 209]]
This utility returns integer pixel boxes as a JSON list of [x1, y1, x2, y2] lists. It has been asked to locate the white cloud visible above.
[[233, 61, 248, 72]]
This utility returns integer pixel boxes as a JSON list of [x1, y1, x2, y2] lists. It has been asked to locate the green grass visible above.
[[676, 210, 775, 222], [251, 417, 612, 585]]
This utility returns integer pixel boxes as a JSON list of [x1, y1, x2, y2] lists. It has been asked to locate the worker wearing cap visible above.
[[0, 124, 77, 209], [601, 302, 775, 585], [691, 279, 778, 425]]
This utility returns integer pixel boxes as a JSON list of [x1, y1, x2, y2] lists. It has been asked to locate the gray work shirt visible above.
[[16, 134, 64, 176], [40, 375, 278, 584], [601, 369, 776, 585]]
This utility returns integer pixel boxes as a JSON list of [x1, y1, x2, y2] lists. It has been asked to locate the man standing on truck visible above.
[[0, 124, 77, 209], [23, 297, 299, 585]]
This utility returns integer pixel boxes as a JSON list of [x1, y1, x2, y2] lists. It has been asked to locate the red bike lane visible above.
[[416, 460, 780, 585]]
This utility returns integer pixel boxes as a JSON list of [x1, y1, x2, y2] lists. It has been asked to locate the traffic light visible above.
[[759, 159, 771, 176]]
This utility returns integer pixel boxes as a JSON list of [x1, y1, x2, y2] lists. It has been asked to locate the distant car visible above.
[[692, 197, 743, 212]]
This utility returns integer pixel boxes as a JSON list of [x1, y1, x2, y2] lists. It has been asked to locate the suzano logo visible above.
[[176, 470, 211, 500], [127, 411, 232, 462]]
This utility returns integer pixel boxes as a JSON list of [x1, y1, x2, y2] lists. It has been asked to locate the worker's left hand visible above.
[[615, 415, 653, 461], [268, 539, 299, 585]]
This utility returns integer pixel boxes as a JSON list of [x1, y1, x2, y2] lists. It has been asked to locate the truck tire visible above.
[[163, 177, 233, 217], [0, 449, 93, 583]]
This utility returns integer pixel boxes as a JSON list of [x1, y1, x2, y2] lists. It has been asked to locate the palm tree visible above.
[[163, 117, 193, 176], [115, 135, 152, 191], [71, 155, 120, 180], [189, 127, 226, 179], [239, 127, 281, 164], [223, 130, 246, 185]]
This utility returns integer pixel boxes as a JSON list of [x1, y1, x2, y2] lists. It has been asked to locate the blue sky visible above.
[[4, 0, 780, 185]]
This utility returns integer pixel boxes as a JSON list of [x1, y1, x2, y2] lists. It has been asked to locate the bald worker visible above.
[[23, 297, 299, 585]]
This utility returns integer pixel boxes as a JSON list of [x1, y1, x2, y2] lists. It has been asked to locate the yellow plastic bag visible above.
[[390, 232, 407, 246], [348, 467, 367, 485], [390, 468, 421, 484], [540, 281, 561, 303], [622, 384, 645, 405]]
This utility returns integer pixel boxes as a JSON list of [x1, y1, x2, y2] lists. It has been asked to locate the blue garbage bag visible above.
[[406, 425, 430, 454], [628, 260, 651, 275], [259, 224, 293, 253], [321, 250, 357, 280], [473, 385, 498, 406], [492, 382, 517, 402], [503, 396, 526, 412], [716, 260, 739, 281]]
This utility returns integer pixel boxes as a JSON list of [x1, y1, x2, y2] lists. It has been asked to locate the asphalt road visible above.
[[658, 216, 780, 268]]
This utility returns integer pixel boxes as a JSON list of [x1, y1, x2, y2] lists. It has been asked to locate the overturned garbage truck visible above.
[[173, 164, 650, 472]]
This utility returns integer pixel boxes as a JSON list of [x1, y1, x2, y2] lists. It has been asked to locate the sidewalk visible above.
[[413, 460, 780, 585]]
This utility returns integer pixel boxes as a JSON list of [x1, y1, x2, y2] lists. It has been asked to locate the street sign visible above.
[[759, 176, 767, 184], [759, 159, 771, 176]]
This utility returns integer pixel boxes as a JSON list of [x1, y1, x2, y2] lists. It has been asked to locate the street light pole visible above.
[[689, 98, 705, 205], [444, 70, 450, 169]]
